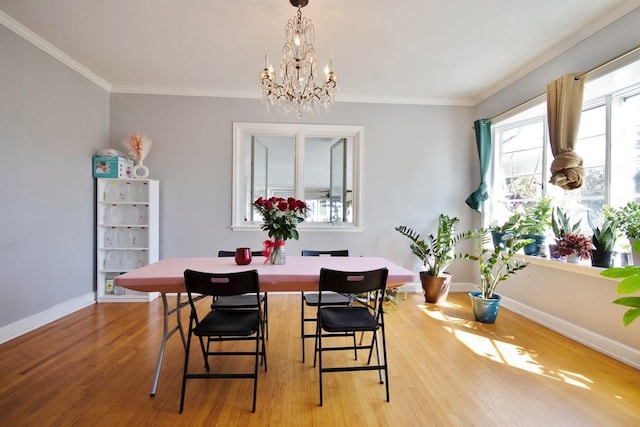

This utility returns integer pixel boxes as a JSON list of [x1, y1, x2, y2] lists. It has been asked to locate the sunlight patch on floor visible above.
[[416, 301, 594, 390], [451, 329, 592, 389], [556, 369, 592, 389]]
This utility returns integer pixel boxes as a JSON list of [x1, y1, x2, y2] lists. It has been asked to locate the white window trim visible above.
[[231, 122, 365, 231]]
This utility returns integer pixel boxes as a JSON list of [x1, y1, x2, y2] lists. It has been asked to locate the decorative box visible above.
[[93, 156, 134, 178]]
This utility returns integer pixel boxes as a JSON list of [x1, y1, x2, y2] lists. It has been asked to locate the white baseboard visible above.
[[501, 296, 640, 370], [0, 292, 96, 345]]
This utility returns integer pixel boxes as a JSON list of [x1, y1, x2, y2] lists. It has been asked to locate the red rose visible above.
[[278, 200, 288, 211], [255, 197, 265, 206], [265, 200, 273, 210]]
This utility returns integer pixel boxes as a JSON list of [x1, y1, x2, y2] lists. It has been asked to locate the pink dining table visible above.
[[115, 256, 417, 396]]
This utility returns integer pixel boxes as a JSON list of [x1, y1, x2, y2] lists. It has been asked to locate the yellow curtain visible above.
[[547, 73, 585, 190]]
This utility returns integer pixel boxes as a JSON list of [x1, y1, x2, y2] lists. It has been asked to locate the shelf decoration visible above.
[[122, 133, 152, 178]]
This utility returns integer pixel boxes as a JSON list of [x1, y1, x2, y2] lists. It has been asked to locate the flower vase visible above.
[[269, 240, 286, 265], [133, 159, 150, 179]]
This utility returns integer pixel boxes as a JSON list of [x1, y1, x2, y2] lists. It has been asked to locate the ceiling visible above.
[[1, 0, 638, 106]]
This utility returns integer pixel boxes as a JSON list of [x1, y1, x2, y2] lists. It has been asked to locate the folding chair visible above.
[[215, 250, 269, 339], [315, 267, 389, 406], [180, 269, 266, 413], [300, 249, 352, 362]]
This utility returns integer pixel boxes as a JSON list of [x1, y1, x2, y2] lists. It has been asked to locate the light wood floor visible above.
[[1, 292, 639, 426]]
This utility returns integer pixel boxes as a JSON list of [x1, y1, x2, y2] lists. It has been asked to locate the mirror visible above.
[[232, 123, 363, 229]]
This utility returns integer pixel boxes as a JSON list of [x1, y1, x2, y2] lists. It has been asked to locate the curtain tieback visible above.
[[549, 151, 584, 190]]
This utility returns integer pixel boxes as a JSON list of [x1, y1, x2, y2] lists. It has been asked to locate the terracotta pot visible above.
[[419, 271, 452, 304]]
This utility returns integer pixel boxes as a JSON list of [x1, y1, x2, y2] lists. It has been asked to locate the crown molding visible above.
[[0, 10, 111, 92], [110, 84, 474, 106]]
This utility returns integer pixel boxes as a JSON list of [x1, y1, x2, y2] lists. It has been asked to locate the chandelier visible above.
[[259, 0, 338, 116]]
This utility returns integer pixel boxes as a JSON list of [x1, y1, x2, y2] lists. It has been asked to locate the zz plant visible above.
[[459, 229, 532, 299], [395, 214, 472, 277]]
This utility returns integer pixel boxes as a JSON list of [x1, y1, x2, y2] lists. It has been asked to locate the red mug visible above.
[[235, 248, 252, 265]]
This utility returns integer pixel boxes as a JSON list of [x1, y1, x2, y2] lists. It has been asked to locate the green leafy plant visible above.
[[489, 213, 523, 250], [395, 214, 472, 277], [605, 201, 640, 239], [518, 197, 552, 236], [551, 207, 582, 239], [459, 229, 533, 299], [490, 213, 522, 235], [600, 241, 640, 326], [588, 216, 618, 253]]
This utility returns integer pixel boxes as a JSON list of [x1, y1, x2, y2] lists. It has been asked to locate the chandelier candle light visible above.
[[259, 0, 338, 116]]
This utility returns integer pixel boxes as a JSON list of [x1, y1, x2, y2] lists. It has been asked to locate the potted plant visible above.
[[489, 213, 522, 250], [555, 232, 593, 264], [395, 214, 472, 304], [549, 206, 582, 259], [605, 201, 640, 265], [588, 216, 618, 268], [517, 197, 552, 256], [459, 229, 532, 323]]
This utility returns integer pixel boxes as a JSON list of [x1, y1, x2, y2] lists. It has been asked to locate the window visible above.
[[232, 122, 364, 230], [490, 57, 640, 236]]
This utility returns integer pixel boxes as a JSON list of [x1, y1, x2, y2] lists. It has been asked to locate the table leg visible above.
[[150, 292, 188, 396]]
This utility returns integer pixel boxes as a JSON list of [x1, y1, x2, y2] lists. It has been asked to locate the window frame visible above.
[[231, 122, 365, 232], [488, 65, 640, 239]]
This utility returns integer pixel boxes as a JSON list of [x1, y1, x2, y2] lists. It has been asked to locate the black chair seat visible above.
[[319, 307, 378, 332], [195, 310, 260, 336], [217, 250, 269, 339], [213, 294, 266, 309], [303, 292, 351, 306]]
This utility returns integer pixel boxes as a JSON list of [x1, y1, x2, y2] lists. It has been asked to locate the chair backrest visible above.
[[218, 250, 263, 257], [319, 268, 388, 296], [301, 249, 349, 257], [184, 269, 260, 300]]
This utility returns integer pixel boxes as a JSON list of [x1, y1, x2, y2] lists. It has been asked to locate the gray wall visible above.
[[474, 8, 640, 353], [0, 25, 109, 328], [109, 95, 477, 277]]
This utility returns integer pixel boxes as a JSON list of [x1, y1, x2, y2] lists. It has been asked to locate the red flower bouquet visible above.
[[253, 197, 306, 241]]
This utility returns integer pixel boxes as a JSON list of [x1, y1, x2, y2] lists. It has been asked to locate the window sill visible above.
[[523, 255, 618, 281]]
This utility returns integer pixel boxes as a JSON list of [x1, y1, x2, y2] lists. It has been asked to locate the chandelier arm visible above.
[[259, 0, 337, 115]]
